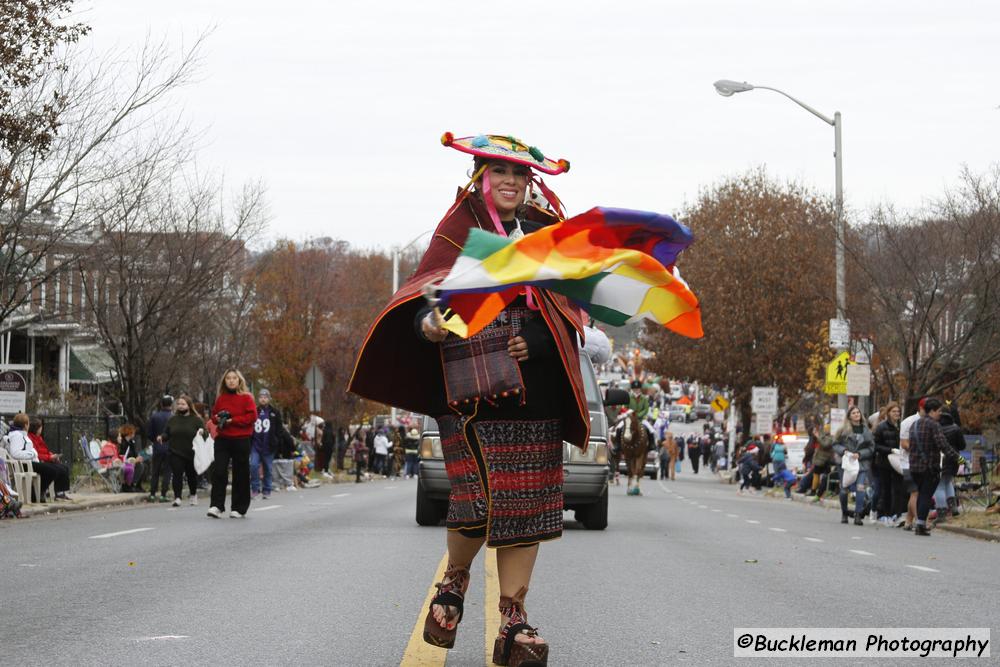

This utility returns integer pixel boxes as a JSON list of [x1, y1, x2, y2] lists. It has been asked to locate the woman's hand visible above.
[[421, 313, 448, 343], [508, 336, 529, 362]]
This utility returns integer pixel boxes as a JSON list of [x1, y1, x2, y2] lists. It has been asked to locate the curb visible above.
[[13, 473, 361, 520], [19, 493, 150, 518], [750, 484, 1000, 542], [935, 524, 1000, 543]]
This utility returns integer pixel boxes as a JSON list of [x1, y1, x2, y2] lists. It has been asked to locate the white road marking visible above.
[[769, 527, 787, 532], [804, 537, 824, 543], [331, 493, 349, 498], [134, 635, 190, 641], [676, 496, 685, 499], [252, 505, 283, 512], [726, 514, 739, 518], [711, 509, 721, 513], [89, 527, 155, 540], [849, 549, 875, 556], [851, 536, 862, 540], [17, 563, 38, 567], [906, 565, 940, 573], [697, 505, 708, 509], [745, 520, 761, 524]]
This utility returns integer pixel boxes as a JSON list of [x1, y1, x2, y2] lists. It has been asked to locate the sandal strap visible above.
[[501, 622, 540, 662], [429, 589, 465, 623]]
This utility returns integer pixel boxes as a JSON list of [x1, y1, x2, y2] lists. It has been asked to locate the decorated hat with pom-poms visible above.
[[441, 132, 570, 175]]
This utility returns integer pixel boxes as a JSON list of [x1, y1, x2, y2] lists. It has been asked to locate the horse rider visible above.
[[614, 379, 657, 446]]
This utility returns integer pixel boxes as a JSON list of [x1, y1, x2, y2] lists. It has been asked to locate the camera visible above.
[[217, 410, 232, 421]]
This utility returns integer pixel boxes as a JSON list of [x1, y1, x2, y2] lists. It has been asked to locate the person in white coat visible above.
[[373, 429, 390, 477]]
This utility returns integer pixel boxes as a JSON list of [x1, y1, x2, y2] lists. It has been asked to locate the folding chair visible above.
[[955, 456, 993, 510], [72, 436, 122, 493]]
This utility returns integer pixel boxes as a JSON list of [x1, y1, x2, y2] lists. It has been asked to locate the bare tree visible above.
[[846, 166, 1000, 412], [80, 133, 267, 429], [1, 29, 205, 329]]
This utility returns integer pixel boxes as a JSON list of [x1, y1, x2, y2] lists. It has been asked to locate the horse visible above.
[[614, 409, 649, 496]]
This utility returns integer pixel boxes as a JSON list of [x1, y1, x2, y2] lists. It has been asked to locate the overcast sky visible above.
[[77, 1, 998, 250]]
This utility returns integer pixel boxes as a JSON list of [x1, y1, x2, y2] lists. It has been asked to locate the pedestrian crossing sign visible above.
[[711, 395, 729, 412], [824, 351, 852, 394]]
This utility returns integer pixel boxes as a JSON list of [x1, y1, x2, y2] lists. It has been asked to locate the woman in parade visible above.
[[350, 133, 589, 666], [206, 368, 256, 519], [833, 405, 875, 525], [163, 394, 204, 506]]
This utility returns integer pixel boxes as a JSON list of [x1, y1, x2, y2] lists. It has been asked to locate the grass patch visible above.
[[949, 509, 1000, 532]]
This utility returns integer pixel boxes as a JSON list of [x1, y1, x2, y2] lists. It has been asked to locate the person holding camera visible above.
[[206, 368, 257, 519]]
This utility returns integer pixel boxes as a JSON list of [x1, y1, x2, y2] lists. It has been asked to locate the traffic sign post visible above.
[[846, 364, 871, 396], [751, 386, 778, 414], [304, 364, 325, 413], [829, 318, 850, 349], [824, 351, 852, 394], [711, 395, 730, 413]]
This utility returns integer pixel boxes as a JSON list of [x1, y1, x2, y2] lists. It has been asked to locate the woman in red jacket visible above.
[[206, 368, 257, 519]]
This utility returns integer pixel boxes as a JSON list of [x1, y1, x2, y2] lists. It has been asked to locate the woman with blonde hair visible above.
[[206, 369, 256, 519], [833, 405, 875, 525]]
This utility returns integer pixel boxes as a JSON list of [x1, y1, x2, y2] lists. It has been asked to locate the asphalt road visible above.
[[3, 431, 997, 666]]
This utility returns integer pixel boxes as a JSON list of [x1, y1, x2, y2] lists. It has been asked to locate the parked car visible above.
[[416, 350, 625, 531], [668, 405, 687, 422], [693, 403, 713, 420]]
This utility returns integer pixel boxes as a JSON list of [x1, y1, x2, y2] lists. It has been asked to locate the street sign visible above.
[[829, 318, 850, 348], [751, 386, 778, 413], [830, 408, 847, 435], [711, 395, 730, 413], [754, 411, 774, 435], [824, 351, 852, 394], [846, 364, 871, 396], [0, 370, 26, 413], [305, 364, 324, 412]]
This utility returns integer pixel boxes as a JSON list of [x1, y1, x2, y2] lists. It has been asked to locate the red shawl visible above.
[[348, 193, 591, 449]]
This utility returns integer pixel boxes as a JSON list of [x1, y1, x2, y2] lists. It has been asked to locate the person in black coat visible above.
[[934, 408, 964, 521], [872, 403, 903, 523]]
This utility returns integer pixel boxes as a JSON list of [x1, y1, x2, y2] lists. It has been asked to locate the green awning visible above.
[[70, 345, 116, 384]]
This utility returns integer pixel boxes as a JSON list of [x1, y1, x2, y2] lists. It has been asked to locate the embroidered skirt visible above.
[[438, 414, 564, 548]]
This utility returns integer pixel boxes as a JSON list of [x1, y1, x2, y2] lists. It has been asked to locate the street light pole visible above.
[[714, 80, 848, 411], [389, 229, 433, 424]]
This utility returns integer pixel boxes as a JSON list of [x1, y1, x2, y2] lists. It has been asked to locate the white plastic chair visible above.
[[2, 449, 41, 504]]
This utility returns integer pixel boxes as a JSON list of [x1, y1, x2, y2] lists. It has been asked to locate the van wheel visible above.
[[416, 481, 443, 526], [580, 490, 608, 530]]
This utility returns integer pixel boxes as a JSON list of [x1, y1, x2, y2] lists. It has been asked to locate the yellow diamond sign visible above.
[[711, 395, 730, 412]]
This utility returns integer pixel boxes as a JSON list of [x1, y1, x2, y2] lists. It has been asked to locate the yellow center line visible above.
[[484, 549, 500, 665], [400, 552, 449, 666]]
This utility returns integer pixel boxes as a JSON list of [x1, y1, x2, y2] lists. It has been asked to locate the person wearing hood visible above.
[[833, 406, 875, 526], [737, 443, 761, 494], [932, 406, 964, 523], [147, 395, 174, 502]]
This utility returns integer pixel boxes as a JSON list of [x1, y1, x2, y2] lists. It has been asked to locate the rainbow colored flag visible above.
[[434, 207, 702, 339]]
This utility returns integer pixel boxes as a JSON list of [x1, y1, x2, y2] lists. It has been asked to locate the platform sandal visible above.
[[422, 564, 470, 649], [492, 587, 548, 667]]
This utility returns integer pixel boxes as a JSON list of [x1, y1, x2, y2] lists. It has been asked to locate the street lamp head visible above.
[[713, 79, 754, 97]]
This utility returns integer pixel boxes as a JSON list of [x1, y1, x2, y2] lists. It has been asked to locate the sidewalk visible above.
[[13, 468, 362, 520], [715, 469, 1000, 543]]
